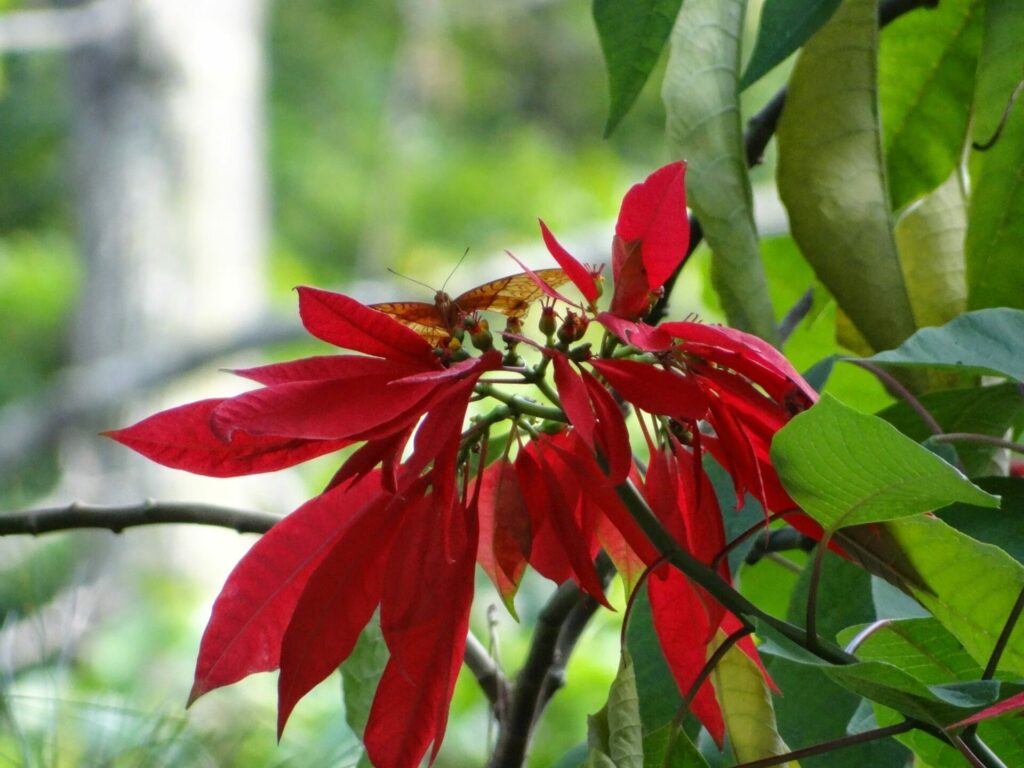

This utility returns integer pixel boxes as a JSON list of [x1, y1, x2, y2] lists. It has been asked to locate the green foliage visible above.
[[878, 0, 982, 211], [776, 0, 916, 352], [663, 0, 777, 342], [592, 0, 683, 136], [877, 385, 1024, 476], [965, 0, 1024, 311], [340, 615, 388, 766], [739, 0, 841, 90], [869, 308, 1024, 380], [772, 395, 998, 532]]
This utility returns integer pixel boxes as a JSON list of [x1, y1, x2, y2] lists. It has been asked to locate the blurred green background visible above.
[[0, 0, 890, 765]]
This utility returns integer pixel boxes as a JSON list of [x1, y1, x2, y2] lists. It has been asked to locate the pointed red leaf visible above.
[[615, 161, 689, 290], [596, 313, 674, 351], [580, 366, 632, 484], [951, 691, 1024, 728], [210, 369, 439, 442], [105, 399, 349, 477], [367, 498, 477, 767], [515, 446, 574, 586], [649, 567, 724, 745], [552, 355, 597, 448], [324, 428, 412, 492], [232, 354, 420, 386], [590, 358, 708, 421], [276, 489, 410, 736], [189, 472, 386, 703], [661, 321, 817, 406], [609, 236, 652, 319], [476, 458, 530, 614], [538, 219, 600, 303], [524, 440, 610, 607], [504, 249, 575, 305], [296, 286, 439, 367]]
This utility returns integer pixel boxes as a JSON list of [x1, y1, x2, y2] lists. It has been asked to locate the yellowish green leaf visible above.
[[776, 0, 916, 352]]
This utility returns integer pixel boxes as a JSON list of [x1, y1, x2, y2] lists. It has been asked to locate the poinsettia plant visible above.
[[105, 162, 822, 766]]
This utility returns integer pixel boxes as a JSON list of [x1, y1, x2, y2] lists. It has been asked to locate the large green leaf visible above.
[[879, 0, 983, 211], [772, 395, 999, 532], [593, 0, 684, 136], [776, 0, 917, 353], [739, 0, 842, 90], [894, 172, 968, 331], [937, 478, 1024, 564], [882, 515, 1024, 677], [766, 547, 908, 767], [837, 618, 1024, 766], [868, 308, 1024, 380], [966, 0, 1024, 311], [825, 661, 1001, 725], [712, 635, 796, 765], [876, 383, 1024, 476], [662, 0, 777, 342]]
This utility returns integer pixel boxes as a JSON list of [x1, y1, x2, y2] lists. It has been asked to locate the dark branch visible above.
[[732, 721, 915, 768], [0, 500, 281, 536]]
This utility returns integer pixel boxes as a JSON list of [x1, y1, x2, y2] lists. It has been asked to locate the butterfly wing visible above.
[[454, 268, 570, 318], [369, 301, 449, 344]]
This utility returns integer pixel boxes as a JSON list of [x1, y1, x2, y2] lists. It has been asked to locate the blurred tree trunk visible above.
[[63, 0, 269, 497]]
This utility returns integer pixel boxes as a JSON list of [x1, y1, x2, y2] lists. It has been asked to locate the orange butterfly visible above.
[[371, 268, 569, 345]]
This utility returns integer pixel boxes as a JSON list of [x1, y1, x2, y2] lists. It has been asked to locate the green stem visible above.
[[932, 433, 1024, 456], [475, 383, 565, 422]]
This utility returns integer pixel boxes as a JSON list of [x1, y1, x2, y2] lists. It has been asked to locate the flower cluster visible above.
[[107, 161, 816, 767]]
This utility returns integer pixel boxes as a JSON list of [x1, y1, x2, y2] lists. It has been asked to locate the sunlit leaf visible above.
[[894, 173, 968, 330], [593, 0, 684, 136], [879, 0, 982, 210], [711, 632, 797, 765], [869, 308, 1024, 380], [663, 0, 777, 342], [772, 395, 999, 532], [776, 0, 916, 352]]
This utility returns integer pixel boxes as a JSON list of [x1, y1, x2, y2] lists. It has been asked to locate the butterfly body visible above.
[[372, 268, 569, 345]]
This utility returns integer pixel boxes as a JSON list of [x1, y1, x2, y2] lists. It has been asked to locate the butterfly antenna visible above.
[[386, 267, 435, 293], [441, 247, 471, 293]]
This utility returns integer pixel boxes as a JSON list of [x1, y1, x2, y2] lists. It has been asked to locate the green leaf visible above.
[[593, 0, 684, 136], [771, 394, 999, 532], [662, 0, 777, 342], [824, 661, 1000, 725], [937, 478, 1024, 564], [642, 724, 709, 768], [876, 383, 1024, 476], [966, 0, 1024, 310], [587, 651, 644, 768], [879, 0, 983, 211], [894, 172, 968, 331], [868, 308, 1024, 380], [836, 618, 1024, 765], [882, 515, 1024, 677], [739, 0, 842, 90], [776, 0, 917, 353], [340, 614, 388, 741], [712, 634, 796, 765]]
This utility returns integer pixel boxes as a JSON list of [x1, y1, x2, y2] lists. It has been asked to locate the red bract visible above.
[[107, 162, 817, 765]]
